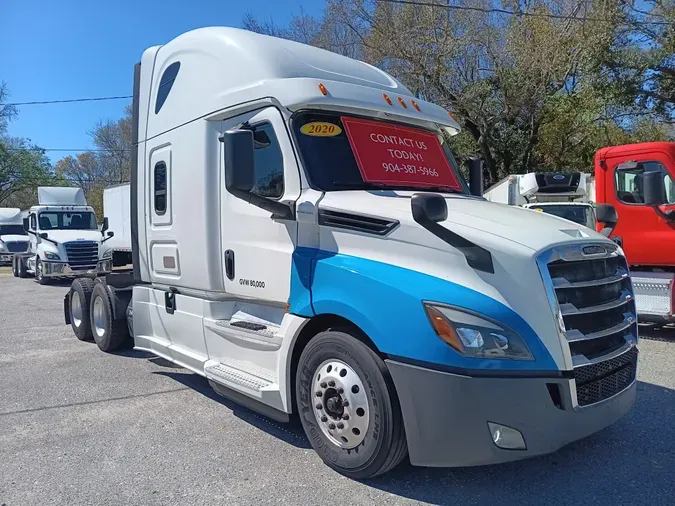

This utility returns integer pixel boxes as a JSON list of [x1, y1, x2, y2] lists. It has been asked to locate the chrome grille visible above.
[[64, 241, 99, 269], [538, 243, 638, 406], [4, 241, 28, 253]]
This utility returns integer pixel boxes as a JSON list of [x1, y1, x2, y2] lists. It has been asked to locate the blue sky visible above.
[[1, 0, 321, 163]]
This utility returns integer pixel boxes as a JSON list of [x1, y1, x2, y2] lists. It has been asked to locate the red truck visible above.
[[594, 141, 675, 323]]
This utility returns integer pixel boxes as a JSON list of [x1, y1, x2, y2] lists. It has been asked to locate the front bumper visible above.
[[0, 254, 14, 263], [42, 259, 113, 278], [386, 359, 636, 467]]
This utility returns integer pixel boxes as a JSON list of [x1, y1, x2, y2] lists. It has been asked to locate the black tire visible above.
[[12, 256, 19, 277], [296, 330, 408, 479], [89, 283, 129, 352], [35, 258, 49, 285], [18, 256, 29, 278], [70, 278, 96, 341]]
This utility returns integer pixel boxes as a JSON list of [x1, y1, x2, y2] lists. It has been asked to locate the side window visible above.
[[155, 62, 180, 114], [154, 161, 167, 215], [30, 213, 36, 230], [251, 123, 284, 199], [615, 160, 675, 205]]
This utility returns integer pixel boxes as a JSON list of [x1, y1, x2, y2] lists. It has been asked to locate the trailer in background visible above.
[[103, 183, 132, 267]]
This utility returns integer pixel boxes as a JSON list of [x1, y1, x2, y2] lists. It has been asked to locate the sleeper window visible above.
[[251, 123, 284, 199], [155, 62, 181, 114], [154, 162, 167, 215]]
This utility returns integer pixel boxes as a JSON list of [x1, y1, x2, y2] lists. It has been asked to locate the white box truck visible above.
[[484, 172, 597, 229], [102, 183, 132, 267], [0, 208, 30, 265], [63, 27, 638, 479], [14, 187, 114, 284]]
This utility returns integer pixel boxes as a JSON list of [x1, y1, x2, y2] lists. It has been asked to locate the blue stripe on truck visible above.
[[289, 247, 558, 372]]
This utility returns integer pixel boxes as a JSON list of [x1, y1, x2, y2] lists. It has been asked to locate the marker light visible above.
[[423, 303, 534, 360], [447, 110, 457, 120], [397, 96, 408, 108], [488, 422, 526, 450], [410, 99, 421, 111], [318, 83, 328, 96], [382, 93, 393, 106]]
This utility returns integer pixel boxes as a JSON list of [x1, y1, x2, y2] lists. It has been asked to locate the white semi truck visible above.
[[63, 28, 638, 479], [0, 208, 30, 265], [13, 187, 114, 284], [103, 183, 133, 267], [484, 172, 597, 229]]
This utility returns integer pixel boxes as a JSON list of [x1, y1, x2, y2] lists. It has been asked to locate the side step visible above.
[[205, 361, 274, 392], [204, 359, 288, 421]]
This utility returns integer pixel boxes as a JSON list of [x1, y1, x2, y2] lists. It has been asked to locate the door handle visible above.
[[225, 250, 235, 280]]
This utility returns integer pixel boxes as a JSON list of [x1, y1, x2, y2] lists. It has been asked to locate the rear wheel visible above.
[[90, 283, 129, 352], [296, 330, 408, 479], [70, 278, 96, 341], [17, 256, 29, 278]]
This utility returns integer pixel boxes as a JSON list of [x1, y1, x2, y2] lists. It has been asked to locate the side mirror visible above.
[[107, 231, 114, 238], [223, 129, 255, 194], [596, 204, 618, 237], [101, 217, 109, 233], [23, 217, 29, 232], [411, 193, 448, 223], [643, 171, 666, 206], [468, 157, 483, 197], [39, 232, 49, 239]]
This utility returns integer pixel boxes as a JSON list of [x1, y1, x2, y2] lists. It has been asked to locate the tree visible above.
[[1, 82, 58, 208], [244, 0, 673, 183]]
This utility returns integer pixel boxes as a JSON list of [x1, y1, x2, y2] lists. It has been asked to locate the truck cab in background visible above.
[[14, 187, 114, 284], [0, 208, 30, 266], [484, 172, 596, 229], [594, 142, 675, 322]]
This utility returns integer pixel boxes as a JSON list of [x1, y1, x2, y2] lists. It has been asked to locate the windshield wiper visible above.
[[331, 181, 461, 193]]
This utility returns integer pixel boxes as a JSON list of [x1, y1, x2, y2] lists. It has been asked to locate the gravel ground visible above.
[[1, 268, 674, 506]]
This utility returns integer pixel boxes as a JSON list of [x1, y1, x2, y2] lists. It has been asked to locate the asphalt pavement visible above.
[[1, 268, 674, 505]]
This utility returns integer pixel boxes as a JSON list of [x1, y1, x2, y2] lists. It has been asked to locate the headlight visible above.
[[423, 303, 533, 360], [0, 243, 6, 253], [102, 248, 113, 260], [44, 251, 60, 260]]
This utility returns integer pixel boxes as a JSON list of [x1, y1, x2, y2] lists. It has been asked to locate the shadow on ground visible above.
[[124, 328, 674, 505]]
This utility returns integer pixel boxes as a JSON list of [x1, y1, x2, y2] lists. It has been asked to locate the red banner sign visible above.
[[341, 117, 462, 190]]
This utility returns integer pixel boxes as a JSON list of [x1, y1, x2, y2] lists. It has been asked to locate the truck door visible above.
[[608, 155, 675, 266], [219, 107, 301, 305]]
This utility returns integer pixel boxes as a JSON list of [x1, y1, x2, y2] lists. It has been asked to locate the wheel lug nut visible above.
[[337, 388, 344, 394], [343, 414, 350, 420], [328, 380, 335, 387], [342, 400, 349, 407], [321, 415, 328, 422], [316, 391, 322, 397], [337, 423, 344, 429], [315, 403, 322, 410], [320, 382, 327, 388], [328, 423, 336, 430]]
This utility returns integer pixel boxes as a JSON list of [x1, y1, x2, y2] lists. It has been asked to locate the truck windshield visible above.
[[292, 111, 468, 193], [38, 212, 97, 230], [529, 205, 594, 228], [0, 225, 25, 236]]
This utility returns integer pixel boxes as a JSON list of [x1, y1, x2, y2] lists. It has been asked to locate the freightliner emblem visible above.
[[582, 245, 606, 255]]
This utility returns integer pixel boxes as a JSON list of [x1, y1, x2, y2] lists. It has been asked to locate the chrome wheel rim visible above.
[[312, 359, 370, 449], [37, 261, 42, 279], [71, 291, 82, 327], [93, 296, 106, 338]]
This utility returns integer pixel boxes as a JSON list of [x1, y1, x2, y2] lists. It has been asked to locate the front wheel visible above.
[[12, 256, 19, 277], [296, 330, 408, 479], [35, 258, 49, 285]]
